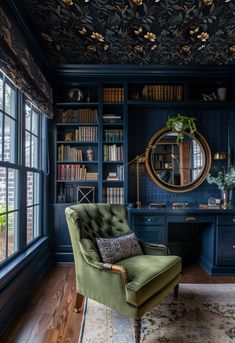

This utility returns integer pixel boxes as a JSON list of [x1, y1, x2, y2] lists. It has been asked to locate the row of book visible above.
[[103, 144, 124, 161], [103, 129, 124, 142], [58, 108, 98, 123], [103, 187, 124, 204], [142, 84, 184, 101], [58, 184, 76, 203], [57, 145, 83, 161], [107, 165, 124, 180], [57, 164, 98, 180], [103, 88, 124, 103], [63, 126, 98, 142]]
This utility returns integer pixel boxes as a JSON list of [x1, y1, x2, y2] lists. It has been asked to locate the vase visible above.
[[221, 189, 232, 209]]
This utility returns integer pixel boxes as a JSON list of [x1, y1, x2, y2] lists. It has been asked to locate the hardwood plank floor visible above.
[[1, 264, 235, 343]]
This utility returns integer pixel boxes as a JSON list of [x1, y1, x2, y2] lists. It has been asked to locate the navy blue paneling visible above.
[[128, 108, 231, 205], [0, 238, 51, 335]]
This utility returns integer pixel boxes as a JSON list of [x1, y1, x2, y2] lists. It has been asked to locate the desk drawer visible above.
[[134, 226, 165, 244], [133, 215, 165, 226], [218, 216, 235, 226], [167, 215, 215, 223]]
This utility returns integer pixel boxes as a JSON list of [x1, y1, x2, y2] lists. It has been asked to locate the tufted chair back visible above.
[[67, 203, 131, 243]]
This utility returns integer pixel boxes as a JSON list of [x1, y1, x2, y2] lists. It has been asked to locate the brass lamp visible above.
[[213, 152, 226, 160], [127, 153, 146, 209]]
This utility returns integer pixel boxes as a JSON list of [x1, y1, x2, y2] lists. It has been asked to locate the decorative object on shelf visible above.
[[207, 166, 235, 209], [86, 146, 94, 161], [64, 132, 73, 141], [221, 189, 233, 209], [217, 87, 227, 101], [172, 202, 188, 209], [68, 88, 84, 102], [202, 92, 217, 101], [77, 186, 95, 203], [166, 114, 197, 143]]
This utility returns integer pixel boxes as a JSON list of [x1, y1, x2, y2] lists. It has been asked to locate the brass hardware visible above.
[[186, 217, 196, 221]]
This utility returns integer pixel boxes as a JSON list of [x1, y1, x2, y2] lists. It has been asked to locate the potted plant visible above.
[[166, 114, 197, 143], [207, 166, 235, 208]]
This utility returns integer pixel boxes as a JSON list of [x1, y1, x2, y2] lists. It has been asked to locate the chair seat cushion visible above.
[[118, 255, 181, 307]]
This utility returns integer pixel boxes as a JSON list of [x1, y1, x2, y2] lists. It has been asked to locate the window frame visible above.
[[0, 70, 47, 268]]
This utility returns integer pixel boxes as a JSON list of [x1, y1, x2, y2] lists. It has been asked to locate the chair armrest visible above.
[[79, 243, 128, 286], [103, 263, 128, 286], [140, 241, 169, 256]]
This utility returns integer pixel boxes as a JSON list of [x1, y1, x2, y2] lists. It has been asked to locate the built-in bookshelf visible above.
[[55, 89, 100, 203], [55, 82, 127, 205]]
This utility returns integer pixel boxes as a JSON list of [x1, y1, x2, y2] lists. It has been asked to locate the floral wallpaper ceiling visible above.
[[23, 0, 235, 65]]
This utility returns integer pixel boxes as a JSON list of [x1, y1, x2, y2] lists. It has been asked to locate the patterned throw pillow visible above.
[[96, 232, 143, 264]]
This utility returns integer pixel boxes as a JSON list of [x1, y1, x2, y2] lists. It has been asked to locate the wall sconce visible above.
[[213, 152, 227, 160]]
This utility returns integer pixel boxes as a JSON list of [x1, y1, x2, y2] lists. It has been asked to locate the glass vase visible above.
[[221, 189, 232, 209]]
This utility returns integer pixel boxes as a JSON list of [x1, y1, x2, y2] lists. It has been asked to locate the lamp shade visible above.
[[213, 152, 226, 160]]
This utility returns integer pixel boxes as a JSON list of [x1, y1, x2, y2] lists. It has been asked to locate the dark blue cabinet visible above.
[[129, 208, 235, 275], [133, 215, 165, 244], [216, 214, 235, 266]]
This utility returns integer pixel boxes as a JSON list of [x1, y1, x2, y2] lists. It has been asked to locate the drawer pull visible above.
[[232, 245, 235, 249], [147, 218, 151, 222], [233, 219, 235, 223], [186, 217, 196, 221]]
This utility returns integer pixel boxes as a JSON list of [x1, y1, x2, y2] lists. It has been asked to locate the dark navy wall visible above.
[[128, 108, 232, 205]]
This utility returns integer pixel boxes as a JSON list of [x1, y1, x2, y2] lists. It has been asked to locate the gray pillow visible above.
[[96, 232, 143, 264]]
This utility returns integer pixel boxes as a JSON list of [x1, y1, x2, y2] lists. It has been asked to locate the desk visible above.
[[128, 206, 235, 275]]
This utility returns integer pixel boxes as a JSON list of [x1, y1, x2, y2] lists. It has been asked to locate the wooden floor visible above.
[[1, 264, 235, 343]]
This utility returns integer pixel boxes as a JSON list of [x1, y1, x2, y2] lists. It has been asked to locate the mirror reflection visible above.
[[151, 133, 204, 186], [145, 127, 211, 193]]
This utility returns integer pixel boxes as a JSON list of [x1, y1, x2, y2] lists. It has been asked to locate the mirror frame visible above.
[[145, 127, 212, 193]]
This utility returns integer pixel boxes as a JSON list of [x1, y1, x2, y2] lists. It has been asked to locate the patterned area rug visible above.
[[79, 284, 235, 343]]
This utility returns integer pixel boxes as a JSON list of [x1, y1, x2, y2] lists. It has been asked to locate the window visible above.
[[0, 70, 47, 265], [192, 140, 203, 180]]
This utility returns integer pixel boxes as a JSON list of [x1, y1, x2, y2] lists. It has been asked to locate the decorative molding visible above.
[[55, 64, 235, 80]]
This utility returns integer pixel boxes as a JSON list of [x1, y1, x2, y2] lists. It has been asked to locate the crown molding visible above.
[[54, 64, 235, 82]]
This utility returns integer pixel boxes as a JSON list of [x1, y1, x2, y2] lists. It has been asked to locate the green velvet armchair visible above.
[[65, 204, 182, 343]]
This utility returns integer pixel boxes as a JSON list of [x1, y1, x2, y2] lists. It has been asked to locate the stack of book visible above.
[[58, 145, 83, 161], [102, 114, 122, 123], [57, 164, 97, 181], [74, 126, 98, 142], [103, 88, 124, 102], [103, 144, 124, 161], [58, 108, 98, 123], [86, 172, 98, 180], [142, 84, 183, 101], [103, 187, 124, 204], [103, 129, 123, 142]]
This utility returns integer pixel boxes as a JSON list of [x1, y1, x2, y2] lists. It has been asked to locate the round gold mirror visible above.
[[145, 127, 212, 193]]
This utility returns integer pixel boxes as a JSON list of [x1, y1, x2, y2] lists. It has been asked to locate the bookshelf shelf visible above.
[[57, 123, 99, 126], [57, 141, 98, 144], [56, 180, 98, 183], [56, 160, 98, 164], [56, 102, 99, 106]]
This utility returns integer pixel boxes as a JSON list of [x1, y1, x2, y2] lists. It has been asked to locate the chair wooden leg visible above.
[[74, 292, 84, 313], [133, 318, 141, 343], [174, 284, 179, 299]]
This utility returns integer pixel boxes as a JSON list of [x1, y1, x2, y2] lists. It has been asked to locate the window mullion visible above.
[[5, 168, 8, 258]]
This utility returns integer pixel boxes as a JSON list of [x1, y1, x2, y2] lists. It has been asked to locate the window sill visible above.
[[0, 237, 49, 290]]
